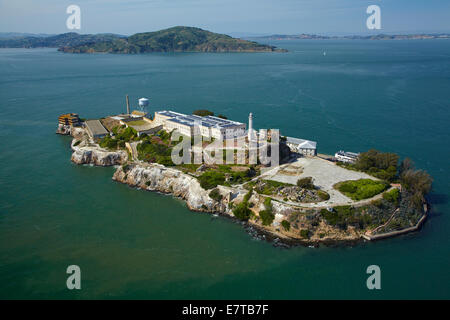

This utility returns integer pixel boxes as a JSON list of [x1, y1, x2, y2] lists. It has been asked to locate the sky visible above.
[[1, 0, 450, 36]]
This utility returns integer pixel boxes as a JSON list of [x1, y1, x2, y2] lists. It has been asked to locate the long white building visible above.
[[154, 110, 246, 139]]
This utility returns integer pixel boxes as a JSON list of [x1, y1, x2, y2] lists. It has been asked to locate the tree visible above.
[[193, 109, 214, 117], [297, 177, 314, 189]]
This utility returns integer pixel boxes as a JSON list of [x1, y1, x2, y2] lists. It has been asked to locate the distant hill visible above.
[[0, 32, 55, 39], [0, 32, 125, 48], [57, 27, 284, 53], [252, 33, 450, 40]]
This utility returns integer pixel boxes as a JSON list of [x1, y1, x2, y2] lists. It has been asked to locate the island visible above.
[[57, 106, 432, 247], [0, 27, 285, 53]]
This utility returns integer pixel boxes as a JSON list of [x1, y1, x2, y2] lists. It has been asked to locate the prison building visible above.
[[286, 137, 317, 156], [85, 120, 109, 140], [58, 113, 80, 126], [154, 110, 246, 139]]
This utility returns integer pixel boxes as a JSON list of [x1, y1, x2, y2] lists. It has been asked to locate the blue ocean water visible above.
[[0, 40, 449, 299]]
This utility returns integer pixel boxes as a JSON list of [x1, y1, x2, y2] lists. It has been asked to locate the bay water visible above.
[[0, 40, 449, 299]]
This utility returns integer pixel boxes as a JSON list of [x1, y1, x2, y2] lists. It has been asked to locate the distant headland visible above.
[[251, 33, 450, 41], [0, 26, 286, 53]]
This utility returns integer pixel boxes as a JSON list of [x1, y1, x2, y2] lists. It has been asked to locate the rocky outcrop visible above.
[[56, 124, 72, 135], [71, 139, 127, 166], [113, 163, 234, 212]]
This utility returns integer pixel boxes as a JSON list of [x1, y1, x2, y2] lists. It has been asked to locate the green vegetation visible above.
[[136, 130, 176, 166], [383, 188, 400, 205], [199, 165, 258, 188], [198, 171, 225, 190], [296, 177, 314, 189], [208, 188, 223, 202], [193, 109, 214, 117], [217, 114, 228, 119], [56, 27, 282, 53], [338, 149, 400, 182], [281, 220, 291, 231], [99, 126, 139, 150], [126, 120, 147, 126], [253, 179, 293, 195], [259, 197, 275, 226], [300, 229, 310, 239], [232, 189, 253, 221], [317, 190, 330, 201], [336, 179, 389, 200], [0, 32, 123, 49], [73, 140, 81, 146], [320, 206, 373, 230], [399, 158, 432, 209]]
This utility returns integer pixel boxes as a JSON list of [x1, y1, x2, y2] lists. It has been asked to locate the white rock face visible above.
[[113, 164, 230, 212], [71, 140, 127, 166]]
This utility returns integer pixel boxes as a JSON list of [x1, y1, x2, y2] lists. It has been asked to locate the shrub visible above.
[[73, 140, 81, 146], [198, 171, 225, 189], [281, 220, 290, 231], [336, 179, 389, 200], [383, 188, 400, 205], [193, 109, 214, 117], [297, 177, 314, 189], [209, 188, 223, 202], [317, 190, 330, 200], [243, 188, 253, 203], [259, 210, 274, 226], [259, 197, 274, 225], [232, 202, 251, 221], [263, 197, 272, 211], [99, 136, 118, 150], [300, 229, 309, 238]]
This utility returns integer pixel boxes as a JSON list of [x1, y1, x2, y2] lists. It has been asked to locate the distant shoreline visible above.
[[249, 33, 450, 41]]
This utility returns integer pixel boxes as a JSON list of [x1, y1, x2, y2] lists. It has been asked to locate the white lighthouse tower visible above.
[[248, 112, 255, 142]]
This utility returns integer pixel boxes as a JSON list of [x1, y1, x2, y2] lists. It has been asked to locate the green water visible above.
[[0, 40, 449, 299]]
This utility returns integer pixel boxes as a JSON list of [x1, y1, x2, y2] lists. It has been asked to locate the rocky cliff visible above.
[[71, 141, 128, 166], [68, 128, 128, 166], [113, 163, 234, 212]]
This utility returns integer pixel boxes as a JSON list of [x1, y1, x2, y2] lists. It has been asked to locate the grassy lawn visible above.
[[126, 120, 148, 126], [335, 179, 389, 201]]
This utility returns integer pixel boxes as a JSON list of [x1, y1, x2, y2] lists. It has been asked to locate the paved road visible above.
[[257, 157, 391, 208]]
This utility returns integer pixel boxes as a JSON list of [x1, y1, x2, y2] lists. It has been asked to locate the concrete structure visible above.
[[58, 113, 80, 126], [334, 150, 359, 163], [153, 110, 246, 139], [85, 120, 108, 140], [131, 110, 148, 118], [286, 137, 317, 156], [119, 116, 161, 137]]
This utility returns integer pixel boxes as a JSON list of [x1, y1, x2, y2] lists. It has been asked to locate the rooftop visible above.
[[85, 119, 108, 136], [286, 136, 317, 149], [156, 110, 244, 129]]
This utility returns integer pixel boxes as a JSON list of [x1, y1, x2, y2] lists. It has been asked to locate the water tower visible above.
[[138, 97, 149, 114]]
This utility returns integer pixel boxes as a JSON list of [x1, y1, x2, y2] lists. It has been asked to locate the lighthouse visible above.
[[248, 112, 255, 142]]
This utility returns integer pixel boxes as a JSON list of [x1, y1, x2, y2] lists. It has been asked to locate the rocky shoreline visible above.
[[58, 126, 429, 247]]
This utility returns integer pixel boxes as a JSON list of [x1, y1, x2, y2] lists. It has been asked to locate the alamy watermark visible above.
[[366, 5, 381, 30], [66, 265, 81, 290], [366, 265, 381, 290], [66, 5, 81, 30]]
